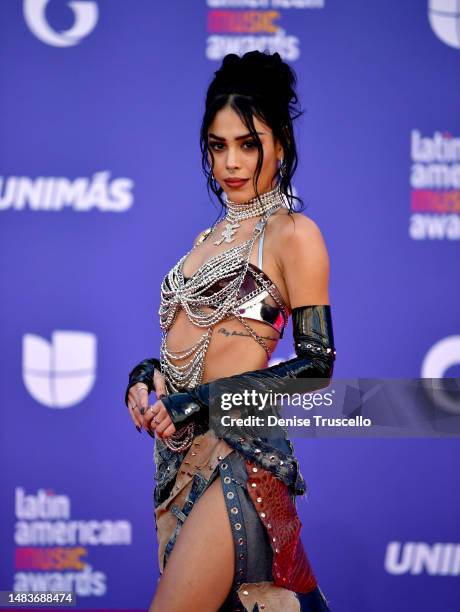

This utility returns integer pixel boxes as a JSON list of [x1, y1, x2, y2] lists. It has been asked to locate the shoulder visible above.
[[193, 227, 213, 246], [270, 212, 329, 265], [269, 212, 331, 307]]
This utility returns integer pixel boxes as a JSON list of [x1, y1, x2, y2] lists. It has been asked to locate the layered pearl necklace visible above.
[[158, 184, 286, 452], [214, 185, 286, 245]]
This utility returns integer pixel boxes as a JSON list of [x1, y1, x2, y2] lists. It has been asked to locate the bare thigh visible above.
[[149, 476, 235, 612]]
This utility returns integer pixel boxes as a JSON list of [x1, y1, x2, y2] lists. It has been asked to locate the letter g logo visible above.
[[23, 0, 99, 47]]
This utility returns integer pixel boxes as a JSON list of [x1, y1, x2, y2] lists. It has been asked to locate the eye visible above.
[[209, 142, 224, 151], [243, 140, 257, 149]]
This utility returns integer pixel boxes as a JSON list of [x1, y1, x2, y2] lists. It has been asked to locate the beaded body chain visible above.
[[158, 186, 288, 452]]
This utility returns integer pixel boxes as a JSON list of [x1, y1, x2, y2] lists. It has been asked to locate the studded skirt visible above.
[[153, 428, 332, 611]]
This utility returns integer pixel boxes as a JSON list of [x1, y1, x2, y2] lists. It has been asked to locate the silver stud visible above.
[[227, 492, 234, 500], [242, 590, 249, 596], [239, 553, 245, 559], [272, 537, 276, 542], [235, 523, 242, 530], [238, 538, 244, 545], [275, 548, 279, 553], [256, 497, 262, 503], [251, 482, 257, 488], [270, 455, 276, 461], [231, 507, 238, 514], [260, 512, 266, 518], [280, 461, 284, 465], [254, 449, 261, 454], [191, 452, 196, 456], [218, 455, 223, 460], [224, 476, 231, 484], [252, 467, 258, 472], [221, 463, 228, 470], [267, 523, 272, 529]]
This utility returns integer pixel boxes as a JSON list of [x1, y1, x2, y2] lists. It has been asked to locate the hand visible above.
[[125, 368, 169, 433], [145, 399, 177, 439]]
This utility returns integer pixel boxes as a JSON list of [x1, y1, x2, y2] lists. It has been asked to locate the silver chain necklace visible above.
[[158, 184, 286, 452]]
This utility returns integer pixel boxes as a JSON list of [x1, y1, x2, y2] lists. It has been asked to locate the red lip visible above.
[[224, 179, 249, 188]]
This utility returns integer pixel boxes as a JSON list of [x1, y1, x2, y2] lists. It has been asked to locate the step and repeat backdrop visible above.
[[0, 1, 459, 610]]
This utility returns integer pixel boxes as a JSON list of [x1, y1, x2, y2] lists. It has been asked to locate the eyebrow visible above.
[[207, 132, 265, 141]]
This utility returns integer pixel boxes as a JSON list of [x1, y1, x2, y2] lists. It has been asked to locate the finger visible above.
[[126, 402, 143, 432], [161, 423, 177, 438], [135, 385, 149, 414], [153, 369, 168, 399], [127, 388, 146, 428], [155, 414, 173, 436], [145, 401, 162, 429]]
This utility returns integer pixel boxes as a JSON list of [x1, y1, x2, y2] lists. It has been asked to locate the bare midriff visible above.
[[163, 209, 291, 384], [164, 306, 280, 384]]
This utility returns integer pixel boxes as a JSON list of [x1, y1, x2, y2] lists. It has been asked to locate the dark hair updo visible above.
[[200, 50, 305, 215]]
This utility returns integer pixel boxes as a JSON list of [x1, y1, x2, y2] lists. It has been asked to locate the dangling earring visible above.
[[279, 158, 285, 178]]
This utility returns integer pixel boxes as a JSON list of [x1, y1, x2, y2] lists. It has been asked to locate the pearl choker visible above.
[[214, 184, 284, 245]]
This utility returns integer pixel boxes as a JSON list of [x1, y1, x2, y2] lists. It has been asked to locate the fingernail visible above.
[[158, 394, 166, 399], [136, 425, 142, 433], [147, 430, 155, 439]]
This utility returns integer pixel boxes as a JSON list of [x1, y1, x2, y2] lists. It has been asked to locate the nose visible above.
[[225, 146, 241, 171]]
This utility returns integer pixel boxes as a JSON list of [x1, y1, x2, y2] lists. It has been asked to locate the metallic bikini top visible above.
[[158, 208, 289, 393]]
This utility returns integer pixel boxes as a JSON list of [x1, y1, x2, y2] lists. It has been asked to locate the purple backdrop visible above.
[[1, 1, 459, 610]]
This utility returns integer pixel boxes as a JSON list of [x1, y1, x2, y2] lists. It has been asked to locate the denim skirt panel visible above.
[[153, 429, 332, 611]]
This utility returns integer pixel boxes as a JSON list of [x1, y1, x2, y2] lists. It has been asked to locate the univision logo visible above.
[[428, 0, 460, 49], [23, 331, 96, 408], [385, 541, 460, 575]]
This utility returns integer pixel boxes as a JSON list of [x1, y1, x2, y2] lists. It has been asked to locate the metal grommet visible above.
[[231, 507, 238, 514], [221, 463, 228, 470], [226, 491, 234, 499], [235, 523, 242, 530], [224, 476, 231, 484], [252, 467, 258, 472]]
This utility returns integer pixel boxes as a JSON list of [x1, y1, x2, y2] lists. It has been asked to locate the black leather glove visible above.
[[160, 304, 336, 431], [124, 357, 162, 408]]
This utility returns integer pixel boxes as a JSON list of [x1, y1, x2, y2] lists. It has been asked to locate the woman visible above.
[[125, 51, 336, 612]]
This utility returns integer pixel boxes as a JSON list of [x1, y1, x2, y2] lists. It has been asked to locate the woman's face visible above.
[[207, 106, 283, 203]]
